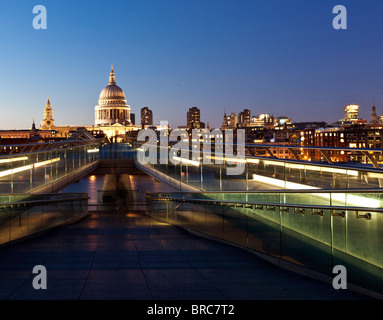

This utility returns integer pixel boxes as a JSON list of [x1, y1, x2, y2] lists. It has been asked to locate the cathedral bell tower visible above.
[[41, 97, 55, 130]]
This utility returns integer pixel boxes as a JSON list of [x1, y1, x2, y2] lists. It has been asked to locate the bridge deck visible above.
[[0, 209, 369, 300]]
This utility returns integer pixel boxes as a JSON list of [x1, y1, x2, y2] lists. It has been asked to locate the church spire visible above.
[[371, 98, 378, 124], [108, 64, 116, 85], [222, 108, 229, 129], [31, 118, 36, 132]]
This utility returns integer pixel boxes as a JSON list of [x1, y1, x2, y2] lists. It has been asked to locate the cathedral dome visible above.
[[98, 65, 126, 102], [99, 84, 126, 100]]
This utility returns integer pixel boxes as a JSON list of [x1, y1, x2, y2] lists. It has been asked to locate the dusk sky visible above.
[[1, 0, 383, 129]]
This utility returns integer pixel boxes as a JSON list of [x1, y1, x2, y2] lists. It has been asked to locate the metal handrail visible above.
[[145, 195, 381, 218], [0, 138, 107, 158], [0, 196, 89, 208], [146, 188, 383, 195], [0, 137, 106, 150], [0, 192, 89, 196]]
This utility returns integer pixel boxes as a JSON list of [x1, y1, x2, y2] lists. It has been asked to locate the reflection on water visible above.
[[59, 174, 105, 205]]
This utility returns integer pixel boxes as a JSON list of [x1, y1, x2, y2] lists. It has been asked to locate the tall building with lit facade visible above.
[[274, 116, 292, 128], [187, 107, 201, 129], [343, 105, 359, 124], [250, 113, 274, 129], [141, 107, 153, 126], [238, 109, 251, 127], [301, 127, 347, 162], [229, 112, 238, 128]]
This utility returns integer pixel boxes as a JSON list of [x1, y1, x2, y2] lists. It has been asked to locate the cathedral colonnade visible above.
[[95, 108, 130, 122]]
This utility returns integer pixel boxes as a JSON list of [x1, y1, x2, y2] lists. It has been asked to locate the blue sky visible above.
[[1, 0, 383, 129]]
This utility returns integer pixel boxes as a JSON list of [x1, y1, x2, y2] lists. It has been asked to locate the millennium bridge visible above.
[[0, 135, 382, 300]]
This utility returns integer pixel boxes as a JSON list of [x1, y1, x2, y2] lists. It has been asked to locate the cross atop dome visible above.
[[108, 64, 116, 86]]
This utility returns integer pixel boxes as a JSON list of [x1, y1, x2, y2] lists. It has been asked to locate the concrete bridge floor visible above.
[[0, 208, 370, 300]]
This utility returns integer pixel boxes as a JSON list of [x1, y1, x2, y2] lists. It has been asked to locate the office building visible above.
[[141, 107, 153, 126]]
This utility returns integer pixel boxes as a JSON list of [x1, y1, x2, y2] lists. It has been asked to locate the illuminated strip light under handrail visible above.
[[0, 156, 29, 164], [264, 159, 359, 176], [87, 148, 100, 153], [172, 156, 199, 166], [205, 155, 259, 164], [252, 174, 380, 208], [34, 157, 61, 168], [173, 155, 253, 166], [0, 157, 61, 178]]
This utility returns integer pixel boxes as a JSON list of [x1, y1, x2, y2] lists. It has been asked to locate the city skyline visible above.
[[1, 0, 383, 129], [4, 91, 379, 131], [1, 0, 383, 303]]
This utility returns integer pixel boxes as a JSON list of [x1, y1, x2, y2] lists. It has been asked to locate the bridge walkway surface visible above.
[[0, 175, 372, 300], [0, 210, 372, 300], [0, 218, 371, 300]]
